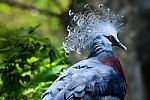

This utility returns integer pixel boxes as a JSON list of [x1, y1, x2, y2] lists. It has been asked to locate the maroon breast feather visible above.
[[99, 56, 126, 81]]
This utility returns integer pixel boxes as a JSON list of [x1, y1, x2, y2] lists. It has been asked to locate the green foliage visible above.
[[0, 0, 74, 99], [0, 25, 68, 100]]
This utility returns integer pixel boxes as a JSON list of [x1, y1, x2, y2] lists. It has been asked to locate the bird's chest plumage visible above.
[[98, 53, 126, 80]]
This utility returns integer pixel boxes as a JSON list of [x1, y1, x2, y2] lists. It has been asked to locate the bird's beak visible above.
[[113, 36, 127, 51]]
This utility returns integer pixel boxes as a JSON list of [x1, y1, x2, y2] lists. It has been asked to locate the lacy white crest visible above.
[[63, 4, 124, 54]]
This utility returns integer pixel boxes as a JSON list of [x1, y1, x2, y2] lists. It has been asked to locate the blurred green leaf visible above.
[[27, 57, 39, 64], [28, 24, 41, 34], [21, 71, 32, 77], [50, 64, 67, 75], [15, 63, 22, 73]]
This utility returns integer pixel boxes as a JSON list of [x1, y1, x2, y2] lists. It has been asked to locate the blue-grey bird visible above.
[[42, 4, 127, 100]]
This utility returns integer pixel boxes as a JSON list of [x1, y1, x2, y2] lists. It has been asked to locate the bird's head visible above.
[[104, 34, 127, 51], [97, 23, 127, 51], [64, 4, 127, 54]]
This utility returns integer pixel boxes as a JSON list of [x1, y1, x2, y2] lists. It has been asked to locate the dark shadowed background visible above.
[[0, 0, 149, 100]]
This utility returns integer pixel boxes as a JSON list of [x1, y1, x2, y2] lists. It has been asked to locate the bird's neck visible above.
[[88, 36, 112, 58], [88, 36, 126, 80]]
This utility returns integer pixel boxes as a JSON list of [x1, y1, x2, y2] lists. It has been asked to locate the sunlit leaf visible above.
[[51, 57, 65, 66], [15, 63, 22, 73], [41, 58, 50, 65], [22, 88, 34, 95], [50, 65, 67, 75], [21, 71, 32, 77], [27, 57, 39, 64], [33, 81, 53, 92], [24, 64, 31, 70]]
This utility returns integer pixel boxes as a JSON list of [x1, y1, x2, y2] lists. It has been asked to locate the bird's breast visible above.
[[99, 55, 126, 80]]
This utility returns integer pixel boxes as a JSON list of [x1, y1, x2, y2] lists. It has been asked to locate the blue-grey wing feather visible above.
[[42, 58, 126, 100]]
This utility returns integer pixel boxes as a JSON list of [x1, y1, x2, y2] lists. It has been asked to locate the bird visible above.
[[42, 4, 127, 100]]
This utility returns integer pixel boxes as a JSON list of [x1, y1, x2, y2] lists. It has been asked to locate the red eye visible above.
[[105, 35, 114, 42], [109, 36, 112, 40], [108, 35, 113, 42]]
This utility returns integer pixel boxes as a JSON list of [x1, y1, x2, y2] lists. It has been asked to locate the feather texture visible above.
[[42, 53, 127, 100]]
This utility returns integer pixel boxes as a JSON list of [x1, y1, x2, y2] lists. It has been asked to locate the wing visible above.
[[41, 68, 72, 100], [42, 58, 127, 100]]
